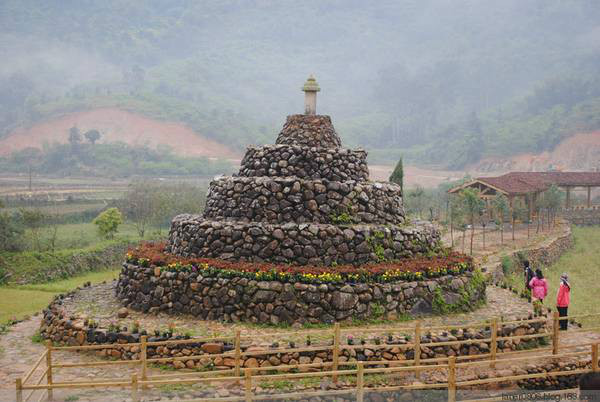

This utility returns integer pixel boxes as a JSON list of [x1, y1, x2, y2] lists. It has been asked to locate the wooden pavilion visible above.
[[448, 171, 600, 219]]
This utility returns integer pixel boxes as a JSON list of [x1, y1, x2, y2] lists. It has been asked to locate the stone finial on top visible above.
[[302, 75, 320, 115]]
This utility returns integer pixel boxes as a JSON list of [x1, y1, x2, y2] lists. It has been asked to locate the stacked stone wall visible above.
[[116, 263, 484, 324], [491, 226, 573, 282], [275, 114, 341, 148], [41, 287, 543, 372], [237, 145, 368, 181], [167, 216, 439, 265], [203, 177, 404, 225]]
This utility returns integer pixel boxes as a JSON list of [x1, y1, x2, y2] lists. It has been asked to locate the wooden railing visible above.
[[16, 312, 600, 402]]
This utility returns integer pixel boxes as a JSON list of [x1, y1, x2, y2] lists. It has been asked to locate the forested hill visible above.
[[1, 0, 600, 167]]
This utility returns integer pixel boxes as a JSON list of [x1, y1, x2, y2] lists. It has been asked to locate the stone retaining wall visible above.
[[562, 207, 600, 226], [42, 290, 549, 374], [492, 226, 573, 282], [203, 177, 404, 225], [116, 263, 485, 324], [237, 145, 369, 182], [167, 216, 439, 266]]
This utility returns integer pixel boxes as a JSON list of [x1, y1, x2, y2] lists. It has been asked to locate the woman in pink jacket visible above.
[[529, 269, 547, 315], [556, 273, 571, 331]]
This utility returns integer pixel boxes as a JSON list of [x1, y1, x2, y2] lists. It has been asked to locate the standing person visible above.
[[529, 269, 547, 316], [524, 260, 534, 290], [556, 273, 571, 331]]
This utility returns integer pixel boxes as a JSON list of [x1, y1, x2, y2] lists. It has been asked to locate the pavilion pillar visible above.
[[566, 187, 571, 209], [588, 186, 592, 208]]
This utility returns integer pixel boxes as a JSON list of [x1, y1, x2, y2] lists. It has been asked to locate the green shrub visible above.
[[501, 256, 513, 276], [92, 208, 123, 239]]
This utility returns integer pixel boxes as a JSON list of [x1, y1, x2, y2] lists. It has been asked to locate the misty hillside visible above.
[[1, 0, 600, 167]]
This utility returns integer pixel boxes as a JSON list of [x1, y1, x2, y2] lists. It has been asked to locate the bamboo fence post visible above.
[[245, 369, 252, 402], [490, 318, 498, 368], [140, 335, 148, 389], [448, 356, 456, 402], [234, 329, 241, 378], [332, 323, 340, 383], [15, 378, 23, 402], [45, 340, 53, 402], [131, 374, 139, 402], [414, 321, 421, 379], [357, 362, 364, 402], [592, 343, 599, 372], [552, 312, 560, 355]]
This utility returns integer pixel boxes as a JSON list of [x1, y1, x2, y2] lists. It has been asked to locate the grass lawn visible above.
[[0, 269, 120, 324], [504, 226, 600, 327], [51, 222, 148, 249], [1, 221, 163, 283], [542, 226, 600, 327]]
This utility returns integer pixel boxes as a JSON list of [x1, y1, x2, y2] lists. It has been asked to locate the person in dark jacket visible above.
[[524, 260, 534, 290]]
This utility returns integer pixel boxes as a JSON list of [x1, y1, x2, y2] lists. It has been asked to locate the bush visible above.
[[501, 256, 513, 276], [93, 208, 123, 239], [0, 211, 25, 252]]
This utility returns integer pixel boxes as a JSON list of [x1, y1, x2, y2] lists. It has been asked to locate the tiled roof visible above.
[[477, 172, 600, 195]]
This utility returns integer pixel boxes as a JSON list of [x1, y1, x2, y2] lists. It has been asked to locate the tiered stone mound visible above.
[[167, 217, 438, 266], [167, 114, 440, 265], [203, 177, 404, 224], [237, 145, 368, 181], [275, 114, 341, 148]]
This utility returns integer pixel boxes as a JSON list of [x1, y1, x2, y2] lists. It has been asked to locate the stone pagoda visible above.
[[167, 76, 440, 265]]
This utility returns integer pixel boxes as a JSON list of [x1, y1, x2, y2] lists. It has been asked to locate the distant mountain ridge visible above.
[[1, 0, 600, 167]]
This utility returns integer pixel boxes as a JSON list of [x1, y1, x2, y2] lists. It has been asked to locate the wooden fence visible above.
[[16, 312, 600, 402]]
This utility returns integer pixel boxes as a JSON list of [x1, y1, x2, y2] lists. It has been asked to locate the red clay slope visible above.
[[473, 131, 600, 173], [0, 108, 239, 159]]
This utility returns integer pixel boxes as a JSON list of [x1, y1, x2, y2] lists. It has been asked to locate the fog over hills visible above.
[[1, 0, 600, 168]]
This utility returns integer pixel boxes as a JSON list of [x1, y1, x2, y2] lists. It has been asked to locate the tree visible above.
[[84, 129, 101, 144], [389, 157, 404, 193], [492, 194, 509, 245], [458, 188, 484, 255], [511, 204, 527, 242], [544, 185, 562, 227], [450, 195, 466, 249], [124, 181, 155, 238], [12, 147, 41, 191], [0, 203, 24, 252], [407, 185, 425, 219], [20, 208, 47, 251], [68, 126, 82, 145], [68, 126, 82, 153], [93, 208, 123, 239]]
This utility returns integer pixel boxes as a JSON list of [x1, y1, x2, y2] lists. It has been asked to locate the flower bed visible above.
[[126, 242, 474, 284]]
